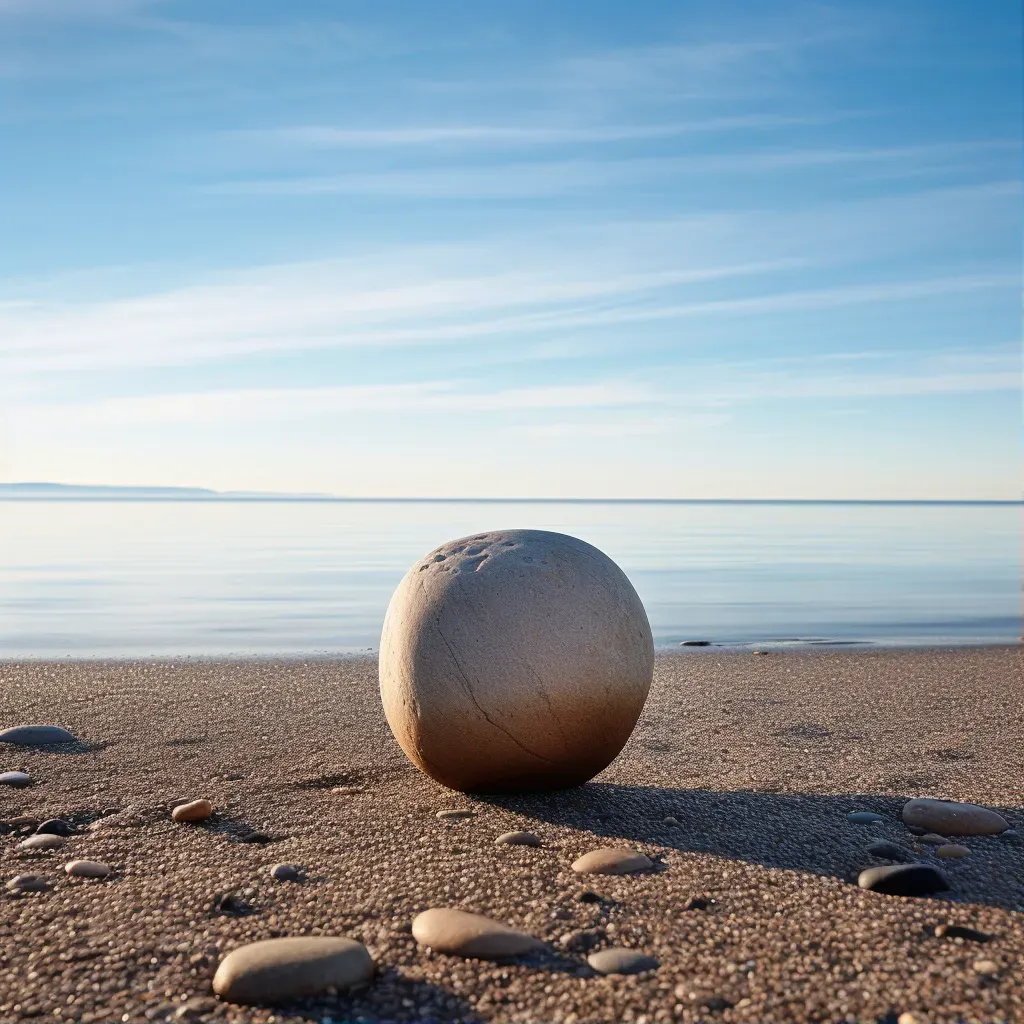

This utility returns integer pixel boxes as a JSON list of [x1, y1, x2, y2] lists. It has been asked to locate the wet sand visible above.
[[1, 646, 1021, 1024]]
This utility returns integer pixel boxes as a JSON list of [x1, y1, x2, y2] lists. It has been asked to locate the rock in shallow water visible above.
[[858, 864, 949, 896], [495, 831, 541, 847], [0, 725, 78, 745], [0, 771, 32, 787], [172, 799, 213, 823], [411, 908, 542, 959], [65, 860, 110, 878], [587, 947, 659, 974], [212, 936, 374, 1004], [571, 848, 653, 875], [902, 798, 1008, 836]]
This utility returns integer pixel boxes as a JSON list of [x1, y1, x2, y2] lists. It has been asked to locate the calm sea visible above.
[[0, 500, 1019, 657]]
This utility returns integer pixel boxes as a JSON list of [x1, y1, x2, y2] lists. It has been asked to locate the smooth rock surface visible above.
[[379, 529, 654, 792], [495, 831, 542, 847], [587, 947, 659, 974], [212, 936, 374, 1004], [920, 833, 947, 844], [0, 771, 32, 787], [902, 798, 1008, 836], [65, 860, 110, 878], [936, 844, 970, 859], [571, 847, 653, 875], [171, 799, 213, 823], [0, 725, 78, 745], [436, 809, 475, 820], [411, 908, 543, 959], [35, 818, 74, 836], [18, 834, 66, 851], [847, 811, 884, 823], [269, 863, 300, 881], [857, 864, 950, 896]]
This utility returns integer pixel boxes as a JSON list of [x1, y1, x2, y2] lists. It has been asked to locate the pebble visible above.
[[436, 809, 475, 820], [571, 847, 653, 875], [662, 816, 680, 826], [934, 923, 989, 942], [902, 797, 1008, 836], [212, 936, 374, 1003], [35, 818, 74, 836], [0, 724, 78, 745], [919, 833, 947, 845], [65, 860, 111, 878], [239, 830, 272, 844], [680, 640, 711, 646], [972, 959, 999, 975], [857, 863, 950, 897], [0, 770, 32, 787], [867, 840, 911, 862], [559, 929, 604, 953], [494, 831, 541, 847], [897, 1013, 925, 1024], [270, 863, 300, 881], [173, 996, 219, 1021], [171, 799, 214, 822], [847, 811, 885, 824], [411, 908, 543, 959], [587, 947, 659, 975], [18, 834, 67, 851], [936, 844, 970, 859], [6, 873, 49, 892]]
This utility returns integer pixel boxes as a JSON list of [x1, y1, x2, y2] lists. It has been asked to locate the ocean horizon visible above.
[[1, 497, 1018, 658]]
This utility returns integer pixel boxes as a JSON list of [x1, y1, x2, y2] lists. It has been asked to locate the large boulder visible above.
[[379, 530, 653, 792]]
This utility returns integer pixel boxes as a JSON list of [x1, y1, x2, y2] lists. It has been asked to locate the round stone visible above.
[[495, 831, 542, 847], [571, 848, 653, 875], [902, 798, 1008, 836], [662, 816, 680, 826], [65, 860, 111, 878], [411, 908, 543, 959], [270, 863, 300, 881], [35, 818, 74, 837], [212, 936, 374, 1004], [6, 873, 49, 892], [587, 947, 659, 975], [0, 725, 78, 745], [857, 863, 950, 896], [936, 844, 970, 859], [18, 834, 66, 851], [0, 771, 32, 787], [172, 799, 214, 823], [379, 530, 654, 792]]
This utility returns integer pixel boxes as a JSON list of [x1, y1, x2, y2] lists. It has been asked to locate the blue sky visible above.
[[0, 0, 1019, 499]]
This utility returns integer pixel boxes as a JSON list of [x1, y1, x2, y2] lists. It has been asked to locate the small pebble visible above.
[[436, 809, 475, 820], [212, 936, 374, 1003], [0, 770, 32, 787], [919, 833, 947, 845], [587, 947, 658, 975], [172, 799, 214, 823], [18, 834, 66, 851], [662, 816, 680, 826], [0, 724, 78, 745], [270, 863, 300, 882], [680, 640, 711, 646], [35, 818, 74, 836], [6, 873, 49, 892], [65, 860, 111, 878], [571, 848, 653, 875], [847, 811, 885, 824], [973, 958, 999, 975], [897, 1013, 925, 1024], [857, 863, 949, 897], [934, 923, 989, 942], [411, 908, 542, 959], [867, 840, 911, 862], [936, 844, 970, 859], [494, 831, 541, 847]]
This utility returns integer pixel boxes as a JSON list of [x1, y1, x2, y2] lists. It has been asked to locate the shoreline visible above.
[[1, 646, 1021, 1023]]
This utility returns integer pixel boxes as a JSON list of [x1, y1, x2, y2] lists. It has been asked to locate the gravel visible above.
[[0, 646, 1021, 1023]]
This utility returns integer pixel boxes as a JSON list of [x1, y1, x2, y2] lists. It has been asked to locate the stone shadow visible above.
[[477, 783, 1024, 912]]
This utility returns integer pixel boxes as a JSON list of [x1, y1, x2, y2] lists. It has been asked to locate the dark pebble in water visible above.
[[867, 841, 911, 862], [934, 924, 990, 942], [680, 640, 711, 647], [858, 864, 949, 897], [35, 819, 74, 837]]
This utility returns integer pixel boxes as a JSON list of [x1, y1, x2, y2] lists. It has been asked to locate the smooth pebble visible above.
[[902, 798, 1008, 836], [494, 831, 541, 847], [0, 725, 78, 745], [65, 860, 111, 878], [919, 833, 947, 845], [212, 936, 374, 1003], [936, 844, 970, 859], [35, 818, 74, 837], [436, 809, 475, 820], [847, 811, 885, 824], [587, 947, 659, 975], [0, 771, 32, 787], [270, 863, 300, 881], [973, 959, 999, 975], [172, 799, 214, 823], [6, 873, 49, 892], [867, 841, 910, 862], [18, 834, 66, 851], [571, 848, 653, 875], [857, 863, 950, 896], [411, 908, 542, 959]]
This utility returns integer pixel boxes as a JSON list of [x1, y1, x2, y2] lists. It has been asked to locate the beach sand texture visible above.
[[1, 647, 1021, 1023]]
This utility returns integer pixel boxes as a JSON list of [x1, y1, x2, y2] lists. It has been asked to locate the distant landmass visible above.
[[0, 482, 332, 500]]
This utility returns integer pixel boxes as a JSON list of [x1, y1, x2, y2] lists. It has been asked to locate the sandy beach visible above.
[[1, 646, 1021, 1024]]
